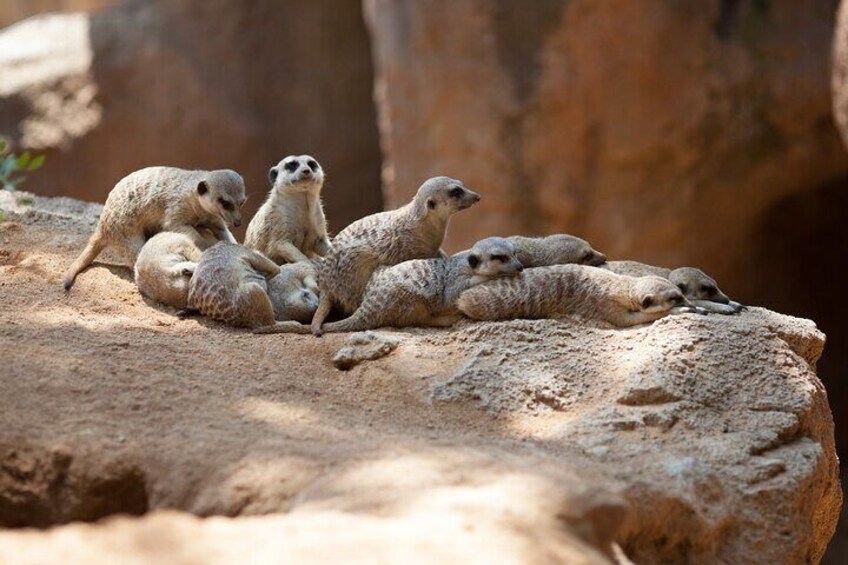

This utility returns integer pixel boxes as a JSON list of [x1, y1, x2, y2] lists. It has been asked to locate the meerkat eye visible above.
[[307, 160, 318, 171], [582, 250, 594, 261], [218, 198, 234, 211], [701, 285, 715, 293], [467, 254, 480, 269], [448, 187, 464, 199], [285, 161, 299, 173], [677, 283, 688, 294], [491, 254, 508, 262], [641, 296, 654, 309]]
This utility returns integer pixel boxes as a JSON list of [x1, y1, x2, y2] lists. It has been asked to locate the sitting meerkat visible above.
[[187, 243, 281, 328], [63, 167, 246, 290], [255, 237, 523, 334], [267, 261, 320, 324], [457, 264, 699, 328], [506, 234, 607, 267], [245, 155, 330, 264], [311, 176, 481, 336], [602, 261, 744, 314]]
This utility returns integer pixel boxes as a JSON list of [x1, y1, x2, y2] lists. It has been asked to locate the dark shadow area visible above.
[[750, 175, 848, 564]]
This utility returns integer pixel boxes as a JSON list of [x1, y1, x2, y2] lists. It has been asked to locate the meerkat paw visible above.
[[669, 305, 708, 316], [729, 301, 747, 312]]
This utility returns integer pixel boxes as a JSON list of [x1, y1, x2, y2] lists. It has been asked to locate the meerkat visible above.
[[267, 261, 320, 324], [133, 232, 205, 309], [602, 261, 744, 314], [63, 167, 246, 290], [244, 155, 330, 264], [506, 234, 607, 267], [255, 237, 523, 334], [310, 176, 481, 336], [457, 264, 699, 328], [186, 243, 281, 328]]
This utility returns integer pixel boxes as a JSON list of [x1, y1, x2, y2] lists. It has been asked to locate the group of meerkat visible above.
[[63, 154, 744, 334]]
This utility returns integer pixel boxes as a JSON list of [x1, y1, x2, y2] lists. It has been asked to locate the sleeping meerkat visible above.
[[602, 261, 744, 314], [245, 155, 330, 264], [267, 261, 320, 324], [63, 167, 246, 290], [506, 234, 607, 267], [186, 243, 281, 328], [255, 237, 523, 334], [456, 264, 699, 328], [311, 176, 481, 336], [133, 232, 207, 309]]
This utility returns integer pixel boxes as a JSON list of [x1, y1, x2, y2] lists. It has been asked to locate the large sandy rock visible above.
[[365, 0, 845, 280], [0, 0, 382, 235], [0, 191, 841, 563]]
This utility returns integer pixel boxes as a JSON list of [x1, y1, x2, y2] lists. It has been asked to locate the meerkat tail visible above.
[[63, 233, 106, 290], [252, 321, 312, 335], [311, 294, 333, 336]]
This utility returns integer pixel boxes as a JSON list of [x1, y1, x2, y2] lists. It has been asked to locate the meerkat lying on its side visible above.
[[602, 261, 744, 314], [267, 261, 320, 324], [187, 243, 281, 328], [63, 167, 246, 290], [134, 232, 208, 309], [311, 176, 481, 336], [255, 237, 523, 334], [245, 155, 330, 264], [506, 234, 607, 267], [457, 264, 699, 328]]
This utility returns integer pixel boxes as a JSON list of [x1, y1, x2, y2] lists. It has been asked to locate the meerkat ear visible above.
[[269, 166, 279, 184], [181, 267, 194, 278], [467, 254, 480, 269], [197, 181, 209, 196], [426, 198, 437, 210]]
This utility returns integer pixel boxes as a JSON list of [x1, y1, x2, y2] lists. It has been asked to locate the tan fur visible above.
[[457, 265, 696, 328], [63, 167, 246, 290], [311, 176, 481, 336], [187, 243, 280, 328], [256, 237, 522, 334], [134, 232, 206, 309], [507, 234, 607, 267], [603, 261, 744, 314], [267, 261, 320, 323], [245, 155, 330, 264]]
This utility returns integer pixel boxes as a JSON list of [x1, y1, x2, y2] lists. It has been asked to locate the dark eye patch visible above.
[[641, 296, 654, 309], [285, 161, 299, 173], [218, 198, 234, 211], [307, 160, 318, 171], [449, 187, 464, 199], [491, 255, 508, 262]]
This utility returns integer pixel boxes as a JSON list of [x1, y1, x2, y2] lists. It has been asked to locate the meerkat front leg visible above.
[[246, 250, 282, 279], [270, 241, 311, 264], [688, 300, 742, 315], [313, 237, 331, 258]]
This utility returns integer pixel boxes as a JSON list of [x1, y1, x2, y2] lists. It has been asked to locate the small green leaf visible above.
[[27, 155, 45, 171], [16, 196, 33, 206], [1, 157, 16, 176], [0, 139, 7, 154], [16, 151, 31, 169]]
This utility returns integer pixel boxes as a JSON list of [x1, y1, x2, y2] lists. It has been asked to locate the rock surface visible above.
[[0, 191, 841, 563], [0, 0, 383, 237]]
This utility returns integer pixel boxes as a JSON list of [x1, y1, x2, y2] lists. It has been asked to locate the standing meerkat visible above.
[[311, 176, 481, 336], [457, 264, 699, 328], [187, 243, 281, 328], [602, 261, 744, 314], [504, 234, 607, 267], [244, 155, 330, 264], [63, 167, 246, 290], [255, 237, 523, 334]]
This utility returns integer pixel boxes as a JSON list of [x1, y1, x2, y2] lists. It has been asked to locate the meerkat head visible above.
[[669, 267, 730, 304], [269, 155, 324, 193], [415, 176, 481, 218], [545, 234, 607, 266], [631, 276, 686, 313], [269, 271, 320, 323], [466, 237, 524, 278], [196, 169, 246, 228]]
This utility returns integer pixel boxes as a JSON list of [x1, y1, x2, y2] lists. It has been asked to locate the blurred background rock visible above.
[[2, 0, 847, 560]]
